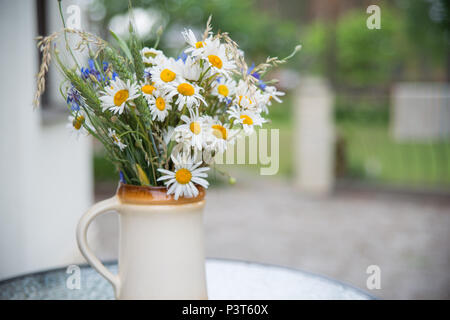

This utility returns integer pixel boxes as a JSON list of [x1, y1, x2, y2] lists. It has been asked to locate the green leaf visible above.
[[109, 29, 133, 61]]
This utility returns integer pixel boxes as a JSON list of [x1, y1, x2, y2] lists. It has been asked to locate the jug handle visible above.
[[76, 196, 121, 296]]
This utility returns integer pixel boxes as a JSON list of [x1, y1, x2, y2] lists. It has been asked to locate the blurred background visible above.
[[0, 0, 449, 299]]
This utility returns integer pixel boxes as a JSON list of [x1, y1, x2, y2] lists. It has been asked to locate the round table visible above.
[[0, 259, 374, 300]]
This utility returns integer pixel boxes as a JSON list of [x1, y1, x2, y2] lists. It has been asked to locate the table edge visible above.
[[0, 257, 377, 300]]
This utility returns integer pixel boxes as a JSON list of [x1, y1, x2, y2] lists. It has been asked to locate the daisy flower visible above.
[[211, 77, 236, 102], [180, 56, 204, 82], [233, 80, 258, 110], [235, 79, 256, 96], [149, 57, 183, 88], [157, 153, 209, 200], [141, 47, 165, 67], [99, 78, 140, 115], [253, 89, 271, 114], [147, 89, 173, 122], [108, 128, 127, 151], [174, 109, 207, 150], [162, 126, 175, 146], [202, 38, 235, 76], [182, 29, 207, 57], [228, 106, 266, 135], [66, 113, 88, 138], [166, 80, 207, 110], [264, 85, 285, 105], [204, 118, 235, 154], [235, 94, 257, 110], [140, 80, 157, 101]]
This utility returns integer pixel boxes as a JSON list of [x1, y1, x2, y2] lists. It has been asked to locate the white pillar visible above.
[[294, 77, 335, 195]]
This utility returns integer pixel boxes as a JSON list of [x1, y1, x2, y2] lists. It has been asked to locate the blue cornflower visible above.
[[81, 59, 119, 85], [88, 59, 96, 71], [80, 59, 104, 82], [247, 62, 266, 90], [66, 85, 84, 111], [144, 70, 152, 80], [177, 52, 188, 63], [80, 67, 90, 80], [247, 63, 257, 77], [102, 61, 118, 84], [119, 171, 126, 184], [258, 80, 267, 90]]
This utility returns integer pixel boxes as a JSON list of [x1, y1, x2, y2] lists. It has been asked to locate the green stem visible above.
[[129, 106, 157, 183], [118, 129, 150, 141], [198, 66, 211, 84]]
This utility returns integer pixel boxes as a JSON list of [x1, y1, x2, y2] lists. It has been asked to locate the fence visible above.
[[294, 80, 450, 192]]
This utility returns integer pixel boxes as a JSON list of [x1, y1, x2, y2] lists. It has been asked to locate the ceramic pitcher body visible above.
[[76, 184, 208, 300]]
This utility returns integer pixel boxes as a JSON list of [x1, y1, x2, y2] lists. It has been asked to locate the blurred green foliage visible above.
[[298, 22, 328, 75], [94, 151, 117, 183], [301, 7, 403, 87], [89, 0, 300, 62], [300, 0, 449, 86], [335, 8, 402, 87], [335, 96, 390, 125], [400, 0, 449, 67], [337, 121, 450, 187], [300, 8, 401, 87]]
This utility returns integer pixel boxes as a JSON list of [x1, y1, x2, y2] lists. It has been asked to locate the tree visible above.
[[398, 0, 449, 80]]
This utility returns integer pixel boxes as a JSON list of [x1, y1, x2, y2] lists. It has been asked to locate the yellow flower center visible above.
[[240, 114, 253, 125], [177, 83, 195, 96], [72, 115, 85, 130], [141, 84, 155, 95], [212, 124, 227, 140], [217, 84, 229, 97], [238, 95, 252, 106], [195, 41, 204, 48], [160, 69, 176, 82], [190, 122, 201, 135], [175, 168, 192, 184], [155, 97, 166, 111], [208, 55, 223, 69], [114, 89, 129, 106]]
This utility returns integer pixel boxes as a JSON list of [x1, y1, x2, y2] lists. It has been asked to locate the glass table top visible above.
[[0, 259, 374, 300]]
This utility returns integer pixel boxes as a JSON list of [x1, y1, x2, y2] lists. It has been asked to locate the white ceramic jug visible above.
[[76, 184, 208, 299]]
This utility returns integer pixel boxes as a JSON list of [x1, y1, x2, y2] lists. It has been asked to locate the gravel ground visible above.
[[203, 175, 450, 299], [94, 175, 450, 299]]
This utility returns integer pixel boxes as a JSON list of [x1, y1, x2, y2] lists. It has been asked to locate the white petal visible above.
[[157, 168, 175, 176], [192, 177, 209, 188]]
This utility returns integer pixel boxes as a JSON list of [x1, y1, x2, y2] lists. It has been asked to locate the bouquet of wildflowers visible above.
[[34, 10, 300, 200]]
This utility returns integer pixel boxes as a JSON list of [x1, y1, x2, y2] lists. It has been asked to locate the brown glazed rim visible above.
[[116, 183, 205, 205]]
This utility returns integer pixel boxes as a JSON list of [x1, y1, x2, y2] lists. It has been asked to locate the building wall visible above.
[[0, 1, 93, 280]]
